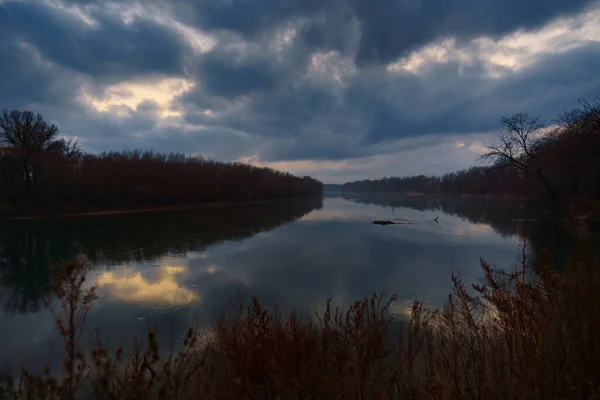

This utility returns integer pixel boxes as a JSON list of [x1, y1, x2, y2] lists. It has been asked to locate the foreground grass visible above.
[[1, 246, 599, 400]]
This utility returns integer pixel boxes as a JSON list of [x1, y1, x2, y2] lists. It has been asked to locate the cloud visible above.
[[130, 0, 597, 66], [80, 76, 195, 118], [350, 0, 598, 65], [1, 0, 599, 182], [1, 1, 189, 83], [194, 50, 279, 98]]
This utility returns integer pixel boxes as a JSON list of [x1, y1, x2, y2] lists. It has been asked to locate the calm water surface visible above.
[[0, 194, 533, 373]]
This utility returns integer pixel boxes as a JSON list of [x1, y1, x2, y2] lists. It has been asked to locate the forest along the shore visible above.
[[342, 100, 600, 218], [0, 110, 323, 218]]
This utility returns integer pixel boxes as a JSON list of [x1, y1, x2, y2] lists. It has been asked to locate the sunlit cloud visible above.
[[96, 1, 217, 53], [455, 141, 466, 148], [477, 7, 600, 73], [169, 21, 217, 54], [388, 7, 600, 78], [308, 51, 357, 85], [40, 0, 99, 27], [387, 37, 473, 74], [237, 154, 353, 174], [80, 77, 194, 118], [271, 19, 302, 59], [96, 265, 200, 306], [468, 141, 488, 154]]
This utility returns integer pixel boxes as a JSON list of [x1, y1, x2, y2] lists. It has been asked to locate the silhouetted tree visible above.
[[481, 113, 556, 197], [0, 110, 80, 203]]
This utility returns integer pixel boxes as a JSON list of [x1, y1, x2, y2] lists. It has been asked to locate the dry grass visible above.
[[1, 245, 599, 400]]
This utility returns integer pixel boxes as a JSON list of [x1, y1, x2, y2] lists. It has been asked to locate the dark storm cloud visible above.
[[0, 2, 187, 83], [163, 0, 327, 37], [0, 40, 58, 110], [228, 84, 342, 137], [195, 51, 278, 98], [348, 0, 597, 65], [418, 42, 600, 137], [344, 42, 600, 147], [0, 11, 81, 110], [179, 50, 599, 164], [184, 38, 600, 161], [154, 0, 597, 66]]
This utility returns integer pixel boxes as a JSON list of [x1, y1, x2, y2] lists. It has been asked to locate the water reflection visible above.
[[96, 265, 200, 306], [0, 195, 527, 374], [0, 198, 323, 314], [341, 193, 575, 268], [341, 193, 529, 237], [452, 223, 494, 237], [0, 234, 57, 315]]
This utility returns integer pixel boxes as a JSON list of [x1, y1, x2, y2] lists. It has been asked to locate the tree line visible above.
[[342, 99, 600, 201], [0, 110, 323, 214]]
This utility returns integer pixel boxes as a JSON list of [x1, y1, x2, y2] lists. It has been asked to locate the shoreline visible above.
[[1, 197, 320, 222]]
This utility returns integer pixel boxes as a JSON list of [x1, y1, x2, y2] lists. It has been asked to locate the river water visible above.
[[0, 194, 535, 374]]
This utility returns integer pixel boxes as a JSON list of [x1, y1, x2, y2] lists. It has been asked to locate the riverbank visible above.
[[0, 197, 321, 221]]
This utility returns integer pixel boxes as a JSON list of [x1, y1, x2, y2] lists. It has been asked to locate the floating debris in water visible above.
[[373, 220, 409, 225], [373, 220, 395, 225]]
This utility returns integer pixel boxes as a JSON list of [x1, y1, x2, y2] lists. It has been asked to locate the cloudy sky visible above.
[[1, 0, 599, 183]]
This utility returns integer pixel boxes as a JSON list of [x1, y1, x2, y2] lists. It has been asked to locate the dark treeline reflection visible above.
[[342, 193, 576, 269], [0, 198, 322, 315], [343, 193, 529, 237]]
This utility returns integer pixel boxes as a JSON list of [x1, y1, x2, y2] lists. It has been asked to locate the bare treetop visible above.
[[480, 113, 548, 173], [0, 110, 59, 156]]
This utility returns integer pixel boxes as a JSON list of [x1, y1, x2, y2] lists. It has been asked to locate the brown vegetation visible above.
[[0, 110, 322, 215], [1, 241, 598, 400]]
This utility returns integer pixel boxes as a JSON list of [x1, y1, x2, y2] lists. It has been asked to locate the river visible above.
[[0, 194, 549, 374]]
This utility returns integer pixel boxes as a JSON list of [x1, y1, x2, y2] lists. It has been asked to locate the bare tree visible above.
[[580, 97, 600, 126], [556, 98, 600, 138], [0, 110, 61, 200], [481, 113, 556, 197], [48, 138, 83, 161]]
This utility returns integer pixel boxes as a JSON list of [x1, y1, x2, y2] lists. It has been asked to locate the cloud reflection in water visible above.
[[96, 265, 199, 306]]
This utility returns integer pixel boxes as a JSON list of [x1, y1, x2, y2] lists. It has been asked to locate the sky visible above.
[[1, 0, 599, 183]]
